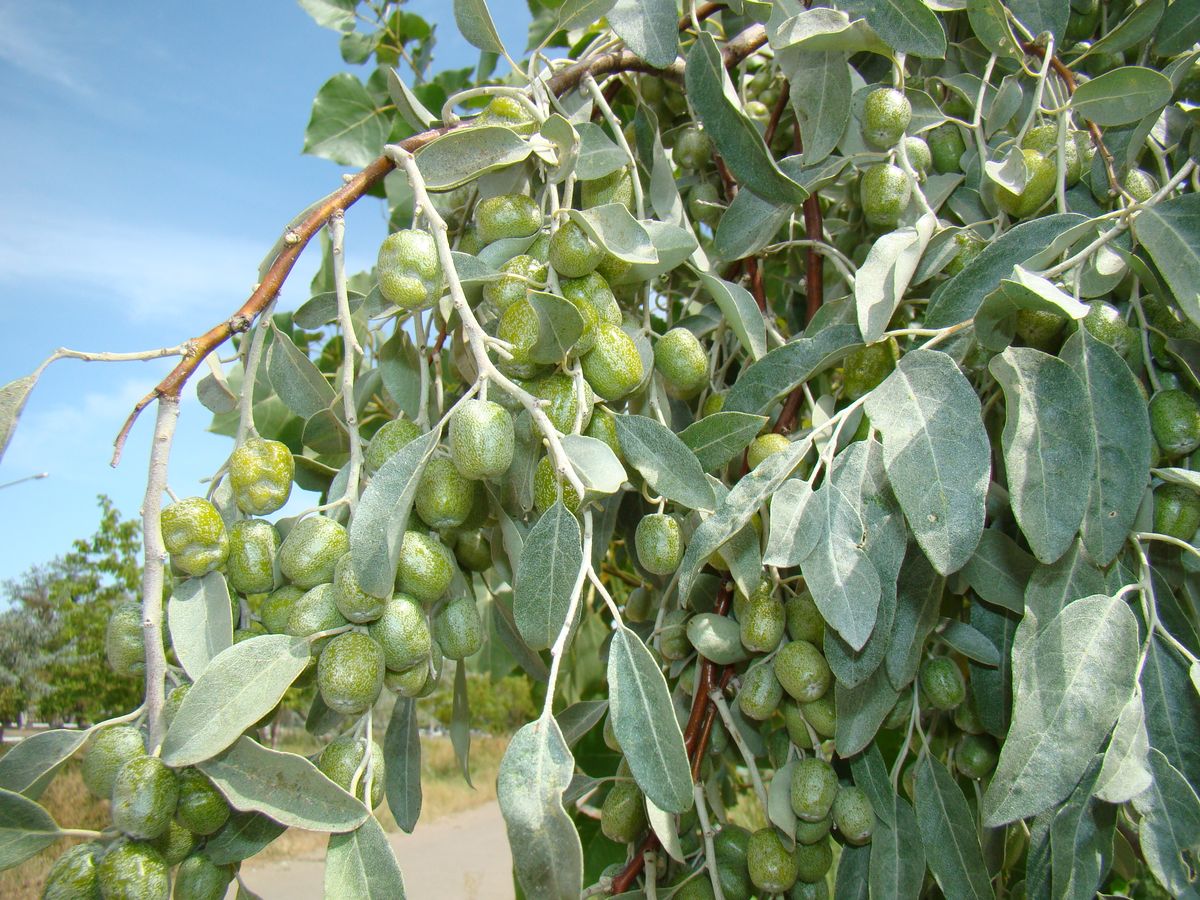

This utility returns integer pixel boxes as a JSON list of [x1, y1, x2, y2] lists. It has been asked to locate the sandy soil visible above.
[[241, 802, 515, 900]]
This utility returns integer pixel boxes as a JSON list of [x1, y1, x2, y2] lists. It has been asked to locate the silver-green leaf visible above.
[[613, 414, 714, 512], [0, 788, 62, 871], [678, 412, 767, 472], [168, 571, 235, 681], [385, 697, 422, 834], [915, 755, 995, 900], [325, 816, 407, 899], [1132, 749, 1200, 899], [0, 728, 90, 799], [514, 500, 583, 652], [415, 126, 532, 192], [1071, 66, 1173, 126]]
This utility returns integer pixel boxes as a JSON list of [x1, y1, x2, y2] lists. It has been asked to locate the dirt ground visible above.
[[240, 801, 515, 899]]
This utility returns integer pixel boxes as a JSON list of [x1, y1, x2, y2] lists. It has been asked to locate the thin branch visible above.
[[330, 211, 363, 512]]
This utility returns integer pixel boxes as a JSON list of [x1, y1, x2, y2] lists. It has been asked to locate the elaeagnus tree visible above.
[[4, 0, 1200, 897]]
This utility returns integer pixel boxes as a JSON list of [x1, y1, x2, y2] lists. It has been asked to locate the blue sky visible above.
[[0, 0, 534, 582]]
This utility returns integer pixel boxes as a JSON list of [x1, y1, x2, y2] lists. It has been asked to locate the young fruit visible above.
[[474, 194, 541, 244], [286, 583, 349, 653], [395, 530, 455, 604], [317, 631, 385, 715], [747, 433, 791, 470], [96, 842, 169, 900], [687, 182, 722, 226], [833, 786, 874, 845], [561, 271, 620, 354], [1150, 389, 1200, 458], [738, 661, 784, 720], [740, 583, 785, 653], [1022, 123, 1081, 184], [582, 323, 644, 401], [415, 456, 477, 530], [774, 640, 832, 702], [585, 406, 622, 458], [433, 598, 484, 659], [746, 827, 799, 894], [1015, 308, 1068, 351], [861, 163, 912, 228], [385, 661, 430, 697], [496, 298, 544, 379], [476, 95, 536, 135], [794, 837, 834, 882], [319, 735, 386, 808], [106, 602, 145, 678], [861, 87, 912, 148], [368, 594, 432, 672], [278, 516, 349, 589], [582, 167, 635, 212], [635, 513, 684, 576], [927, 122, 966, 173], [995, 149, 1056, 218], [790, 758, 838, 822], [174, 854, 233, 900], [672, 126, 712, 170], [333, 553, 386, 624], [944, 231, 986, 277], [920, 656, 966, 710], [229, 438, 294, 515], [152, 819, 195, 866], [534, 455, 582, 513], [549, 221, 603, 278], [660, 609, 692, 660], [174, 768, 230, 836], [226, 519, 279, 595], [1154, 482, 1200, 540], [377, 229, 444, 310], [673, 876, 717, 900], [42, 842, 103, 900], [601, 780, 647, 843], [261, 584, 305, 634], [902, 135, 932, 178], [482, 254, 547, 312], [785, 591, 825, 643], [82, 727, 146, 800], [842, 341, 897, 399], [654, 328, 708, 399], [531, 372, 594, 434], [450, 399, 515, 480], [365, 417, 422, 473], [1081, 299, 1137, 362], [799, 694, 837, 738], [957, 733, 1001, 779], [112, 756, 179, 840], [161, 497, 229, 577], [454, 530, 492, 572], [1124, 167, 1157, 203]]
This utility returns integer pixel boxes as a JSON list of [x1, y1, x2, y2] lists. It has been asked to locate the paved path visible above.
[[242, 802, 515, 899]]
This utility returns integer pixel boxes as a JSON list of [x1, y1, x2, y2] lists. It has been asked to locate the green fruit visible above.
[[673, 875, 717, 900], [368, 594, 431, 671], [673, 126, 712, 170], [1154, 483, 1200, 540], [530, 372, 594, 434], [774, 641, 832, 702], [738, 661, 784, 720], [747, 433, 791, 470], [902, 135, 932, 176], [476, 95, 536, 135], [995, 148, 1056, 218], [1022, 124, 1081, 185], [475, 194, 542, 244], [715, 823, 751, 870], [433, 598, 484, 659], [333, 553, 386, 624], [1082, 299, 1137, 364], [601, 780, 647, 843], [226, 519, 279, 595], [790, 758, 838, 822], [655, 328, 708, 398], [688, 182, 722, 226], [549, 220, 603, 278], [317, 631, 385, 715], [794, 837, 834, 882], [533, 455, 581, 514], [395, 530, 455, 604], [747, 827, 799, 894], [842, 341, 897, 400], [1015, 308, 1067, 350], [782, 700, 815, 749], [833, 786, 874, 845], [106, 603, 145, 678], [319, 735, 386, 808], [861, 88, 911, 149], [162, 684, 190, 731], [953, 694, 984, 734], [635, 514, 684, 576], [741, 583, 785, 653], [944, 232, 986, 277], [377, 229, 444, 310], [482, 254, 547, 312], [928, 123, 966, 174], [151, 819, 195, 866], [795, 814, 832, 845], [785, 592, 825, 644], [96, 842, 169, 900], [861, 163, 912, 228], [454, 530, 493, 572], [173, 854, 232, 900], [582, 167, 635, 212], [365, 417, 422, 473], [228, 438, 294, 516], [660, 609, 691, 660], [958, 733, 1001, 779], [582, 323, 644, 401], [799, 694, 837, 738], [175, 768, 230, 836], [160, 498, 229, 578], [718, 863, 752, 900], [603, 712, 622, 752], [278, 516, 349, 589], [415, 456, 477, 530], [624, 586, 654, 623], [43, 842, 103, 900], [496, 298, 544, 378], [585, 406, 622, 458], [261, 584, 305, 634], [286, 583, 348, 653], [449, 399, 515, 480], [561, 272, 620, 354], [1124, 168, 1156, 203], [112, 757, 179, 840], [884, 688, 914, 731], [702, 391, 726, 417], [384, 661, 430, 697], [1150, 390, 1200, 458], [920, 657, 966, 710]]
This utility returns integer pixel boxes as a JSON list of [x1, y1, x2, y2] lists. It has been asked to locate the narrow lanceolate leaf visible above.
[[453, 0, 505, 54], [1049, 758, 1116, 900], [268, 323, 335, 418], [960, 529, 1034, 614], [764, 479, 816, 567], [647, 798, 685, 862], [725, 323, 861, 415], [613, 415, 714, 512], [607, 627, 693, 814], [497, 717, 583, 900], [325, 816, 407, 899], [835, 666, 900, 757], [937, 619, 1000, 667], [350, 430, 439, 599], [1070, 66, 1173, 126], [385, 698, 422, 833], [1095, 691, 1152, 804], [915, 756, 995, 900], [866, 349, 990, 575], [0, 728, 90, 798], [1140, 637, 1200, 787], [555, 700, 608, 748], [0, 373, 39, 462], [678, 412, 767, 472], [162, 635, 312, 767], [198, 737, 368, 832], [697, 272, 767, 361], [0, 789, 62, 870], [835, 844, 873, 900], [204, 811, 287, 865], [607, 0, 678, 68], [989, 347, 1095, 565], [855, 215, 936, 344], [850, 744, 897, 828], [450, 661, 472, 787], [169, 571, 235, 681], [549, 0, 618, 34], [870, 793, 926, 900], [1133, 194, 1200, 329], [780, 50, 850, 165], [513, 500, 583, 651], [1060, 329, 1152, 565], [885, 550, 944, 691], [1132, 749, 1200, 899], [983, 594, 1139, 826], [684, 32, 806, 205], [415, 126, 532, 192]]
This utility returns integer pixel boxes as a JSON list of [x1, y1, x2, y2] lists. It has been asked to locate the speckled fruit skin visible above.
[[385, 661, 430, 697], [278, 516, 349, 589], [672, 126, 712, 170], [920, 656, 966, 710], [1124, 168, 1156, 203], [833, 786, 874, 845], [785, 592, 825, 644], [476, 95, 536, 135], [1154, 483, 1200, 540], [585, 406, 622, 458], [582, 323, 644, 401], [799, 694, 837, 738], [377, 229, 444, 310], [106, 602, 145, 678], [455, 531, 492, 572], [531, 372, 594, 434], [450, 399, 515, 480], [1151, 389, 1200, 458], [317, 631, 385, 716], [434, 598, 484, 659], [746, 828, 799, 894], [654, 327, 708, 398], [173, 854, 232, 900], [261, 584, 305, 634], [944, 232, 986, 277], [861, 87, 912, 148], [560, 271, 620, 354], [319, 735, 385, 808], [635, 513, 683, 576], [96, 841, 169, 900], [659, 608, 691, 660], [842, 341, 898, 400], [794, 838, 834, 882], [774, 640, 832, 702], [365, 417, 422, 473], [229, 438, 294, 515], [790, 758, 838, 822], [738, 661, 784, 720], [1022, 123, 1081, 184], [175, 768, 230, 836], [226, 519, 279, 595], [928, 122, 966, 173], [600, 781, 647, 843], [395, 530, 455, 604], [482, 254, 546, 312], [495, 297, 544, 379], [702, 392, 725, 417], [112, 756, 179, 840], [741, 585, 785, 653], [902, 135, 932, 177], [368, 594, 431, 671], [747, 433, 791, 470], [533, 455, 581, 513], [286, 583, 349, 654], [333, 553, 386, 624], [160, 497, 229, 577], [861, 163, 912, 229], [151, 819, 195, 866], [43, 841, 104, 900], [582, 167, 635, 212], [474, 194, 542, 244], [548, 221, 602, 278], [995, 149, 1056, 218]]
